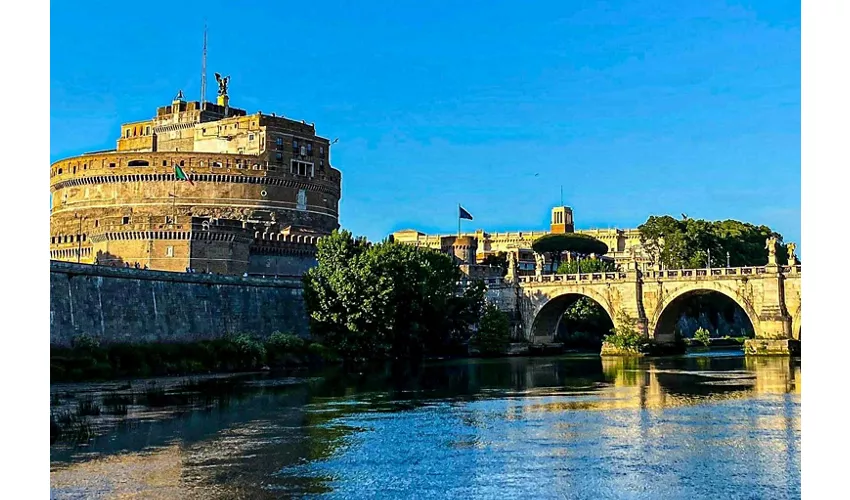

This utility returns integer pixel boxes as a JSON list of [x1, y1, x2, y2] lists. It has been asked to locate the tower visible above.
[[550, 206, 574, 234]]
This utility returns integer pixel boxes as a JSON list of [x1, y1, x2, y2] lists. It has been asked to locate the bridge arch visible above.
[[529, 288, 616, 343], [650, 283, 760, 341]]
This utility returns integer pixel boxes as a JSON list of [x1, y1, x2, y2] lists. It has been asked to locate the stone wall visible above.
[[50, 261, 309, 347]]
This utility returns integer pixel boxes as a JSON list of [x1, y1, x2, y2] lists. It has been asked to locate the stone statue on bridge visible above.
[[787, 243, 798, 266], [534, 252, 544, 279], [765, 237, 778, 266], [506, 250, 518, 282]]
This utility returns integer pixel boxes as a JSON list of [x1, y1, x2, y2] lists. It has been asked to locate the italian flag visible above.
[[174, 165, 195, 185]]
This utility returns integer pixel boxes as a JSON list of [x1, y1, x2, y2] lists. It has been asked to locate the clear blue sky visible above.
[[50, 0, 800, 247]]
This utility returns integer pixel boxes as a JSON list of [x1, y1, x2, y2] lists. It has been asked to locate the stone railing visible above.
[[517, 264, 801, 287], [643, 265, 800, 280], [517, 272, 628, 284]]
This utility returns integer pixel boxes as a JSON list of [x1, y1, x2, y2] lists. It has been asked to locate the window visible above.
[[122, 216, 130, 225], [306, 142, 313, 155], [51, 237, 55, 244], [290, 160, 314, 177], [128, 160, 149, 167], [320, 160, 324, 167], [292, 139, 299, 152], [58, 168, 63, 174], [94, 220, 99, 228], [145, 126, 150, 135], [275, 137, 283, 147], [320, 146, 324, 156], [162, 160, 168, 166], [125, 130, 130, 138], [109, 163, 116, 168], [249, 133, 255, 141], [179, 160, 185, 166], [166, 246, 174, 257], [275, 152, 283, 161]]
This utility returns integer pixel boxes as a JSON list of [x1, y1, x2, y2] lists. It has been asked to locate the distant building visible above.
[[392, 206, 654, 273], [50, 84, 340, 276]]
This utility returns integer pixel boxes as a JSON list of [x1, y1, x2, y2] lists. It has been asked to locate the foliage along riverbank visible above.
[[50, 332, 333, 383]]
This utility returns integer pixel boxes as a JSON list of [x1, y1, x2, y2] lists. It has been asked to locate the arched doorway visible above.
[[531, 292, 615, 345], [652, 288, 759, 344]]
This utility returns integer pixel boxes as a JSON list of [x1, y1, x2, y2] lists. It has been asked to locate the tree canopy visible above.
[[637, 215, 787, 269], [302, 230, 486, 361], [556, 258, 616, 275], [531, 234, 608, 270]]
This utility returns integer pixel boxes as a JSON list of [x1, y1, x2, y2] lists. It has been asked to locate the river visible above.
[[50, 351, 800, 499]]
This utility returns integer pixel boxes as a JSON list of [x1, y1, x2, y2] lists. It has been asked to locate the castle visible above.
[[392, 206, 654, 274], [50, 79, 340, 276]]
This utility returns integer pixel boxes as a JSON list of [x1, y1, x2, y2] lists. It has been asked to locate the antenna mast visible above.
[[200, 23, 207, 109]]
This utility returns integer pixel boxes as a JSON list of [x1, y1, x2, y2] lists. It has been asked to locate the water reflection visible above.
[[51, 353, 800, 499]]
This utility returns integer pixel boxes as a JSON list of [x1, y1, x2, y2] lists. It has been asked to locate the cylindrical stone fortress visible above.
[[50, 92, 341, 276]]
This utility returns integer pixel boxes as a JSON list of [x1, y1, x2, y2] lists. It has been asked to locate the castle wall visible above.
[[49, 261, 309, 347], [247, 253, 318, 277]]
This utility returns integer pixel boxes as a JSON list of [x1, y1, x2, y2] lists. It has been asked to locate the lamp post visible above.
[[726, 251, 730, 268], [707, 248, 711, 270]]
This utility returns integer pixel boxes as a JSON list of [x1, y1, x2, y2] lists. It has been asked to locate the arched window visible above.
[[58, 168, 63, 175]]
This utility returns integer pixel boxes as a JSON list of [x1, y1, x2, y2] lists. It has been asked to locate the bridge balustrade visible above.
[[523, 265, 799, 284]]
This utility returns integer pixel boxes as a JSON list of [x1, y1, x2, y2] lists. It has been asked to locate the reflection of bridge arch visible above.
[[650, 282, 761, 341], [530, 289, 615, 342]]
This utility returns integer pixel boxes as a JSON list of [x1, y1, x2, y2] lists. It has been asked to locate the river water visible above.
[[50, 351, 800, 499]]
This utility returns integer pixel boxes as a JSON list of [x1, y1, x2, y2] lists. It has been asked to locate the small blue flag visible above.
[[459, 205, 473, 220]]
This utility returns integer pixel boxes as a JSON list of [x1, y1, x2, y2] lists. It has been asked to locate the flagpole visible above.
[[457, 203, 461, 238]]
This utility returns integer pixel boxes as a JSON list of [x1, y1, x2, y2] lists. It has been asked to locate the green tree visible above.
[[303, 230, 483, 361], [555, 258, 615, 275], [532, 233, 608, 270], [472, 304, 511, 355], [638, 215, 786, 269], [557, 297, 612, 349]]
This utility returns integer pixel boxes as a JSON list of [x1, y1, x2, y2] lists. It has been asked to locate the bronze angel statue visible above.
[[214, 73, 230, 96]]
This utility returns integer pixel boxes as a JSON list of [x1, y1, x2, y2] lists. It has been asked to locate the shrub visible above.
[[230, 334, 266, 370], [603, 312, 650, 353], [473, 304, 511, 355], [694, 327, 711, 347], [71, 333, 101, 351], [266, 331, 306, 352]]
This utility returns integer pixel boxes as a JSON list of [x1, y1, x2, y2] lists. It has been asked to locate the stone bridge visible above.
[[499, 264, 801, 354]]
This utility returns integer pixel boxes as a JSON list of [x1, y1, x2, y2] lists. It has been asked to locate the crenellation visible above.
[[51, 90, 341, 276]]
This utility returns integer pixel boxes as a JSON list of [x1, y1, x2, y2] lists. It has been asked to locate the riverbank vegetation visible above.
[[303, 230, 508, 362], [50, 331, 327, 382]]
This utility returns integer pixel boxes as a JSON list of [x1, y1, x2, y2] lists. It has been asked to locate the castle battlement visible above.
[[50, 85, 341, 276]]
